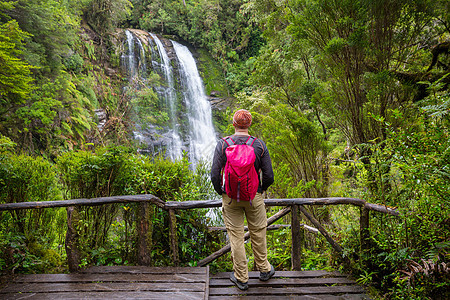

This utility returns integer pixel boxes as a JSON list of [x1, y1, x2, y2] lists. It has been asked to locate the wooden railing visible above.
[[0, 195, 398, 272]]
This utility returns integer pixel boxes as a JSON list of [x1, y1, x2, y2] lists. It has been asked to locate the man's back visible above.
[[211, 134, 274, 196]]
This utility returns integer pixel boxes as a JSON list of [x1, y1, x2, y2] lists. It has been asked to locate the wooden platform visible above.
[[210, 270, 369, 299], [0, 267, 369, 299], [0, 266, 209, 299]]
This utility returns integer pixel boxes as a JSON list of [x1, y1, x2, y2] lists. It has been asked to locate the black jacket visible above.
[[210, 135, 274, 195]]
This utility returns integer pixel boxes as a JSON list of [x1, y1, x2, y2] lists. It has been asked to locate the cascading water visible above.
[[172, 41, 217, 166], [171, 40, 220, 225], [122, 30, 151, 149], [123, 30, 147, 80], [148, 33, 182, 160], [121, 30, 217, 167]]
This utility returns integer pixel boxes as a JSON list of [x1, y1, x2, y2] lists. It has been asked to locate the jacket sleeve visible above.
[[259, 140, 274, 191], [210, 139, 227, 195]]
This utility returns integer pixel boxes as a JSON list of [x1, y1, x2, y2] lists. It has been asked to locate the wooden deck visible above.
[[210, 270, 369, 299], [0, 266, 369, 299], [0, 266, 209, 299]]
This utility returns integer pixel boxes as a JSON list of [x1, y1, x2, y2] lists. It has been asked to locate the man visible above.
[[211, 109, 275, 290]]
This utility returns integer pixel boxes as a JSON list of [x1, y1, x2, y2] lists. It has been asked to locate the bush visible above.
[[63, 53, 84, 73], [56, 146, 221, 267], [339, 89, 450, 298], [0, 139, 64, 274]]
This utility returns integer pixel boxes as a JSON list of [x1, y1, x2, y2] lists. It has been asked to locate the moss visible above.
[[212, 109, 230, 135], [27, 241, 63, 273], [196, 48, 229, 97]]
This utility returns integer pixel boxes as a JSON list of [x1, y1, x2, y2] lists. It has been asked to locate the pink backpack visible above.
[[223, 136, 259, 203]]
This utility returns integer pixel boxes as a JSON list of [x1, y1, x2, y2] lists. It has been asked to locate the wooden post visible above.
[[168, 209, 179, 266], [291, 205, 302, 270], [360, 206, 370, 253], [137, 203, 152, 266], [65, 206, 81, 272]]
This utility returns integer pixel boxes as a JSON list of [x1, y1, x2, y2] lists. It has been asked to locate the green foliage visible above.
[[0, 19, 34, 107], [0, 146, 219, 273], [0, 3, 448, 300], [395, 257, 450, 299], [55, 146, 220, 267], [56, 146, 132, 199], [0, 135, 16, 152], [334, 86, 450, 298], [131, 0, 263, 89], [10, 0, 80, 73], [265, 225, 291, 270], [63, 53, 84, 73], [196, 48, 229, 97], [0, 146, 65, 274], [84, 0, 133, 37], [242, 1, 449, 298], [0, 149, 62, 208], [235, 93, 329, 197], [0, 0, 110, 154], [127, 82, 169, 128], [284, 0, 440, 147]]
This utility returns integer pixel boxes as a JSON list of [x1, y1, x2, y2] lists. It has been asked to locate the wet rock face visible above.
[[209, 90, 221, 97], [105, 68, 116, 77], [161, 38, 177, 61], [94, 109, 107, 130], [208, 97, 231, 111]]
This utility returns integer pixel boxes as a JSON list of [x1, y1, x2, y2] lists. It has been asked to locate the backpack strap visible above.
[[222, 136, 235, 146], [223, 136, 256, 147], [245, 136, 256, 146]]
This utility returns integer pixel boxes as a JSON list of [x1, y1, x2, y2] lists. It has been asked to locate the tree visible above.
[[0, 20, 34, 110], [285, 0, 447, 146], [84, 0, 133, 38], [0, 1, 95, 153], [0, 1, 35, 140], [236, 92, 329, 198]]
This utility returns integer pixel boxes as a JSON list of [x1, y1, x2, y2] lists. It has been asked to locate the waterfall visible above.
[[121, 30, 216, 167], [148, 33, 183, 160], [123, 30, 147, 80], [122, 30, 154, 152], [172, 41, 217, 166]]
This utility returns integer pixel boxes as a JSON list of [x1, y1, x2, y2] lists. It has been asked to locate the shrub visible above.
[[0, 138, 64, 273]]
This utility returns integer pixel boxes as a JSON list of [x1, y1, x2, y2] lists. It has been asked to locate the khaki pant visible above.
[[222, 193, 271, 282]]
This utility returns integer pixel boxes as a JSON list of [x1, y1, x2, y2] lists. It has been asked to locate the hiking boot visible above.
[[230, 272, 249, 290], [259, 264, 275, 281]]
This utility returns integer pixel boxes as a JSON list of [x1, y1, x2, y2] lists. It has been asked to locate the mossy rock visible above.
[[195, 48, 229, 98]]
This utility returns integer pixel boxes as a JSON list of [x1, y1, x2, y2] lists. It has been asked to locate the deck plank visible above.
[[212, 270, 346, 278], [0, 282, 205, 293], [0, 291, 205, 300], [209, 285, 366, 295], [13, 273, 206, 283], [81, 266, 206, 274], [210, 276, 356, 286], [209, 294, 370, 300]]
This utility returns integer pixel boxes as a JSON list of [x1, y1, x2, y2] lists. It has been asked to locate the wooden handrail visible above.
[[0, 194, 165, 210], [0, 194, 399, 271], [0, 195, 399, 216]]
